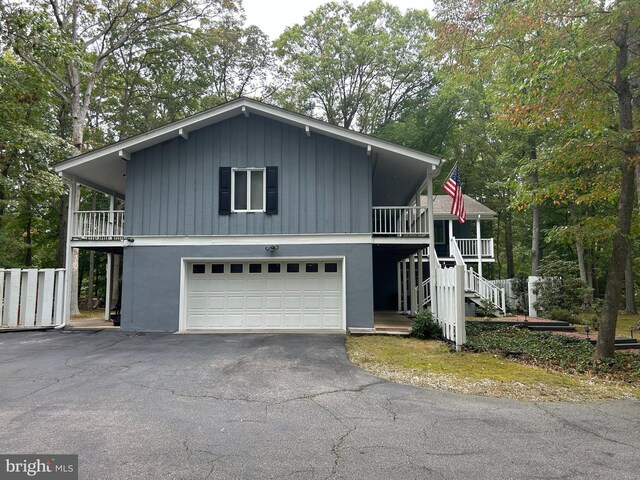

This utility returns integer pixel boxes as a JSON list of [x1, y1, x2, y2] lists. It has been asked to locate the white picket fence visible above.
[[434, 264, 466, 349], [0, 268, 65, 328]]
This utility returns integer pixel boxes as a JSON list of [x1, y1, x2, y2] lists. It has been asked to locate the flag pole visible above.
[[444, 161, 458, 181]]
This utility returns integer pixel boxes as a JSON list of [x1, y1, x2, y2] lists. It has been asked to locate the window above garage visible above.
[[232, 168, 265, 212], [219, 166, 278, 215]]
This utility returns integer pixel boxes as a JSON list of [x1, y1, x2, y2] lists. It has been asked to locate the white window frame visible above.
[[231, 167, 266, 213]]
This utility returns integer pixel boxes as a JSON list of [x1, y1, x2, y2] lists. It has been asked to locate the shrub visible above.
[[547, 308, 576, 323], [511, 273, 529, 314], [534, 254, 592, 318], [475, 298, 497, 318], [410, 309, 441, 340]]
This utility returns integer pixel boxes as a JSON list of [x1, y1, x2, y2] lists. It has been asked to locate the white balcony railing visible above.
[[73, 210, 124, 240], [452, 238, 494, 258], [372, 206, 428, 236], [423, 237, 495, 259]]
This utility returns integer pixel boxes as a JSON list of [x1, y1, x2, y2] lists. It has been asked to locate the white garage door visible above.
[[185, 260, 343, 330]]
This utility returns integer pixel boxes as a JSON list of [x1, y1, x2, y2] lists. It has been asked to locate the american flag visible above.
[[442, 164, 466, 223]]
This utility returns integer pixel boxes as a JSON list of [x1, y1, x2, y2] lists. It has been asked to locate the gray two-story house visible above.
[[54, 98, 443, 332]]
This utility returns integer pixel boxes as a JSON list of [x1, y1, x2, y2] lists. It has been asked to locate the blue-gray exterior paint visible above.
[[120, 243, 374, 332], [124, 113, 373, 236]]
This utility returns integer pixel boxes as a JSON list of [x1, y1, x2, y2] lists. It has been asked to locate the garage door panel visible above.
[[245, 314, 264, 328], [245, 296, 264, 309], [205, 315, 225, 328], [303, 313, 321, 328], [246, 279, 264, 291], [265, 297, 282, 309], [322, 295, 341, 309], [322, 314, 341, 328], [284, 314, 301, 327], [284, 296, 301, 309], [226, 314, 244, 327], [186, 260, 343, 330], [265, 314, 283, 327], [303, 296, 321, 309], [207, 296, 225, 309]]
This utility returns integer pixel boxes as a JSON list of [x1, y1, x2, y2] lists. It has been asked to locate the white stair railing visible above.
[[450, 237, 465, 266], [465, 268, 506, 313]]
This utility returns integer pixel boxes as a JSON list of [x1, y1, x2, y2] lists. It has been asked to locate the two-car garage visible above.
[[184, 259, 344, 331]]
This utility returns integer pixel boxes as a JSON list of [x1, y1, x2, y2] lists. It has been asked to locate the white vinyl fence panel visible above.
[[0, 268, 65, 328], [435, 264, 466, 349]]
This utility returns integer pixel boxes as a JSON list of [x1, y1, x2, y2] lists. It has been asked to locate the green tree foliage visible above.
[[273, 0, 435, 133], [534, 254, 593, 320], [0, 50, 72, 267], [433, 0, 639, 358]]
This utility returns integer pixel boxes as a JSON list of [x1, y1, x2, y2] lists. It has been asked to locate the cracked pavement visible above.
[[0, 331, 638, 479]]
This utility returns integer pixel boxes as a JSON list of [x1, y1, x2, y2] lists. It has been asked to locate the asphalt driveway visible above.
[[0, 331, 638, 479]]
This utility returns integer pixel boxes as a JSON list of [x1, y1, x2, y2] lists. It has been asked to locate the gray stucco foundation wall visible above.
[[120, 243, 374, 332]]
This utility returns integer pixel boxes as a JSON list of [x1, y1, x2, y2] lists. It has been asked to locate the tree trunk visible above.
[[529, 137, 541, 275], [570, 206, 592, 303], [625, 248, 637, 314], [57, 193, 68, 268], [596, 19, 636, 360], [505, 211, 515, 278], [24, 213, 32, 267]]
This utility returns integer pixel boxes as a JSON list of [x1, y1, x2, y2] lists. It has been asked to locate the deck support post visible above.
[[104, 253, 112, 321], [396, 261, 402, 312], [416, 193, 425, 309], [476, 214, 483, 278], [427, 168, 438, 316], [409, 254, 417, 315], [402, 259, 408, 314], [63, 178, 77, 326]]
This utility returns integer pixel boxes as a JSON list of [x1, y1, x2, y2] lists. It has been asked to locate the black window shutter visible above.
[[265, 166, 278, 215], [219, 167, 231, 215]]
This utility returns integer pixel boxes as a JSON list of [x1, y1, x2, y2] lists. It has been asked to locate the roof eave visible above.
[[54, 98, 442, 173]]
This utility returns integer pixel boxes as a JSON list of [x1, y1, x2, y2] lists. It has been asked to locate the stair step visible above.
[[586, 338, 640, 349], [476, 320, 571, 328], [526, 325, 577, 332]]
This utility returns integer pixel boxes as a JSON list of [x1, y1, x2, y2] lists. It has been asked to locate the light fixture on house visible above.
[[265, 245, 279, 253]]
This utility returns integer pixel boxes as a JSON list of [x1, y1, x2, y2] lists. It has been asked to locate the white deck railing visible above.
[[73, 210, 124, 240], [372, 206, 428, 236], [452, 238, 494, 257], [422, 238, 494, 259]]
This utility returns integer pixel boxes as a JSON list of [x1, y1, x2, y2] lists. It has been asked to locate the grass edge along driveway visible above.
[[346, 335, 640, 402]]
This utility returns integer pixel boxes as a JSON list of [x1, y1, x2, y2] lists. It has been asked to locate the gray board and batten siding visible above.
[[120, 244, 374, 332], [124, 113, 373, 237]]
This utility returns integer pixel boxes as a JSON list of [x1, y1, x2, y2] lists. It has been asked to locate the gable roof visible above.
[[54, 97, 442, 200], [422, 195, 497, 219]]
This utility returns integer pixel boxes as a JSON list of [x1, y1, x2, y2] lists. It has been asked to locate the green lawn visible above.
[[347, 335, 639, 402], [575, 310, 640, 338]]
